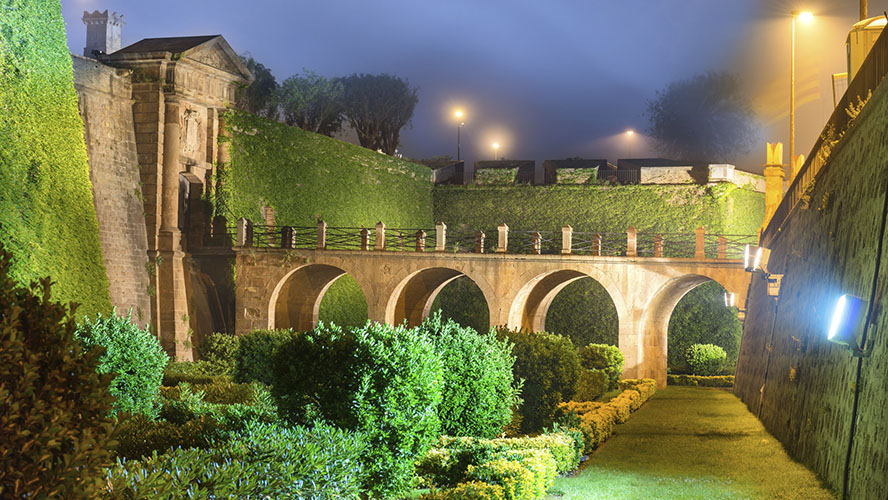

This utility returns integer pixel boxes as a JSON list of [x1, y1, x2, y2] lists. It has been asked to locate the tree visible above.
[[278, 70, 344, 136], [645, 72, 757, 162], [338, 73, 418, 154], [236, 55, 279, 119]]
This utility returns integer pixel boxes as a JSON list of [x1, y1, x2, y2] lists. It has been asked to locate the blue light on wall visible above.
[[827, 294, 871, 356]]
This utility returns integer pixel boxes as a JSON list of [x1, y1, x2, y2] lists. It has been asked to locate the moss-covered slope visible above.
[[0, 0, 111, 317]]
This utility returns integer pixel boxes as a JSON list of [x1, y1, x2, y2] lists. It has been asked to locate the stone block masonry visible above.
[[73, 55, 151, 326], [734, 64, 888, 498]]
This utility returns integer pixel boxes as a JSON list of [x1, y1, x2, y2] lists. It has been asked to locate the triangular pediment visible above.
[[182, 36, 253, 84]]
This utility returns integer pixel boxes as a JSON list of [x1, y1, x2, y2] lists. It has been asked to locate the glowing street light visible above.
[[492, 142, 500, 160], [625, 129, 635, 136], [454, 110, 465, 161], [790, 10, 814, 164], [625, 129, 637, 157]]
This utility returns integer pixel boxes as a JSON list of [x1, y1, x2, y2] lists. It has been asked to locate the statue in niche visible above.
[[182, 108, 202, 156]]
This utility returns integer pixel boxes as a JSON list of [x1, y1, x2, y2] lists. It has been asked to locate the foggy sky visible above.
[[61, 0, 888, 173]]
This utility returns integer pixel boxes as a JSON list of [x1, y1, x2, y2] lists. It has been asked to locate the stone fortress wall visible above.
[[72, 54, 151, 326]]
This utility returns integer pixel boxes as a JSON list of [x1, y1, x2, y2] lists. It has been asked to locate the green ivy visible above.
[[0, 0, 111, 317], [220, 110, 434, 228]]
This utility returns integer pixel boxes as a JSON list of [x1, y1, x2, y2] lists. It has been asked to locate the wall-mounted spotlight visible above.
[[744, 245, 771, 273], [744, 244, 782, 297], [724, 292, 735, 307], [827, 294, 873, 357]]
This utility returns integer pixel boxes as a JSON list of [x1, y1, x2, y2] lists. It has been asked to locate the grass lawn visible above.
[[547, 386, 835, 500]]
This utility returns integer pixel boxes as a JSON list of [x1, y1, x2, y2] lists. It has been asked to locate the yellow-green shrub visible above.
[[421, 481, 507, 500], [619, 378, 657, 401], [667, 374, 734, 387], [467, 449, 556, 500]]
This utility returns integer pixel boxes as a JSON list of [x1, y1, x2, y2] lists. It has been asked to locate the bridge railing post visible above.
[[360, 227, 370, 251], [497, 224, 509, 253], [281, 226, 295, 249], [717, 235, 727, 260], [435, 222, 446, 252], [626, 226, 637, 257], [654, 234, 663, 257], [532, 231, 542, 255], [236, 217, 252, 247], [375, 221, 386, 251], [561, 225, 572, 255], [415, 230, 426, 252], [475, 230, 485, 253], [695, 226, 706, 259], [592, 233, 602, 256], [317, 220, 327, 250]]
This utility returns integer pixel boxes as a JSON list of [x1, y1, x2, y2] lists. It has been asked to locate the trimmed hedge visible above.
[[574, 368, 609, 402], [220, 110, 433, 228], [105, 421, 367, 499], [234, 329, 294, 385], [495, 328, 580, 434], [417, 313, 521, 438], [667, 374, 734, 387], [272, 322, 443, 498], [578, 343, 624, 390], [163, 360, 230, 386], [74, 312, 167, 418], [556, 379, 657, 453], [686, 343, 727, 375], [0, 0, 111, 317], [419, 435, 567, 500], [196, 332, 240, 374]]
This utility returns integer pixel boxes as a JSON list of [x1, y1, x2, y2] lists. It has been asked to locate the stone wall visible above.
[[734, 74, 888, 498], [72, 55, 151, 325]]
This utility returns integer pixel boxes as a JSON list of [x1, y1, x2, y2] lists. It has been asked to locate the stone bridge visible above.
[[229, 221, 754, 387]]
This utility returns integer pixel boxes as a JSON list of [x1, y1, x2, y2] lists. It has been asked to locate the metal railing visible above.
[[213, 217, 752, 260], [762, 25, 888, 245], [597, 169, 639, 185]]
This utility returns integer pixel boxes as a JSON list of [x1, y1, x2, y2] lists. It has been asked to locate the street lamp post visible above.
[[625, 129, 636, 158], [454, 110, 465, 161], [790, 11, 813, 164], [493, 142, 500, 160]]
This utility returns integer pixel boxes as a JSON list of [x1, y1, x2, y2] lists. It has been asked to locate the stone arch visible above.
[[507, 267, 627, 336], [636, 273, 730, 381], [268, 263, 367, 332], [386, 267, 493, 328]]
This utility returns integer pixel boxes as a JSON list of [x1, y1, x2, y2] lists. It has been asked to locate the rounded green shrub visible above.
[[0, 244, 116, 498], [574, 368, 609, 402], [686, 343, 727, 376], [579, 343, 624, 390], [495, 328, 580, 434], [272, 322, 443, 498], [234, 329, 295, 385], [75, 312, 167, 418], [417, 313, 521, 438], [196, 332, 240, 374]]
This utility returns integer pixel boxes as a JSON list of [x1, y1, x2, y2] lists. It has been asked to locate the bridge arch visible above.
[[268, 263, 368, 332], [507, 267, 628, 337], [385, 267, 494, 328], [635, 272, 740, 380]]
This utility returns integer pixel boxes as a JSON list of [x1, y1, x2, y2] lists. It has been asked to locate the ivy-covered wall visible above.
[[432, 183, 763, 235], [0, 0, 111, 317], [220, 111, 434, 229]]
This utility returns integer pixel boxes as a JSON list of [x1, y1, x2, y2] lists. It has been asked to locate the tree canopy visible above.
[[236, 55, 279, 119], [278, 70, 344, 137], [645, 72, 757, 162], [339, 73, 418, 155]]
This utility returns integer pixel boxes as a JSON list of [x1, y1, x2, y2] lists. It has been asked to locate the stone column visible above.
[[156, 97, 192, 360], [626, 226, 637, 257], [561, 225, 572, 255], [497, 224, 509, 253], [435, 222, 446, 252], [763, 142, 786, 232], [694, 226, 706, 259]]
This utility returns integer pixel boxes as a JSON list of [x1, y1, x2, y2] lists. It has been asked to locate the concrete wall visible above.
[[639, 165, 693, 184], [734, 75, 888, 498], [73, 55, 151, 325]]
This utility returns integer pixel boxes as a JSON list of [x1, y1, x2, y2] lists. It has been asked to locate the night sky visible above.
[[61, 0, 888, 173]]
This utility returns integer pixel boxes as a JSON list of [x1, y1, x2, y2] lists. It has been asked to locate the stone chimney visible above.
[[762, 142, 786, 232], [82, 10, 124, 57]]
